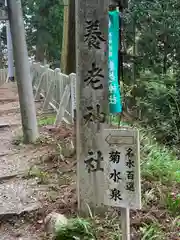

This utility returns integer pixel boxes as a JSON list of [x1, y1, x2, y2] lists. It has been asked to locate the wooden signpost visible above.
[[75, 0, 109, 212], [102, 127, 141, 239]]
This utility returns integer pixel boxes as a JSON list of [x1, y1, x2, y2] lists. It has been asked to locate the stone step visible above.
[[0, 142, 15, 155], [0, 147, 51, 181], [0, 222, 40, 240], [0, 102, 20, 114], [0, 98, 18, 103], [1, 233, 39, 240], [0, 178, 44, 216], [0, 85, 18, 101], [0, 112, 21, 125], [0, 128, 19, 154]]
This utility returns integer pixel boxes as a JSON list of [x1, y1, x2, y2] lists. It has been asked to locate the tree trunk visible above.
[[66, 0, 75, 74], [35, 33, 45, 63], [60, 2, 69, 73], [61, 0, 75, 74], [35, 46, 45, 63]]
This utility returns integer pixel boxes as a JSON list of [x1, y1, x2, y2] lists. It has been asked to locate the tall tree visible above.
[[61, 0, 75, 74], [124, 0, 180, 75], [22, 0, 64, 63]]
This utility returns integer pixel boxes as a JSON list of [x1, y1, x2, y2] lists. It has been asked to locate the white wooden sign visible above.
[[102, 128, 141, 210]]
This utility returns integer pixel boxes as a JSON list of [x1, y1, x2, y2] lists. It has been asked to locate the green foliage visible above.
[[124, 70, 180, 145], [140, 129, 180, 183], [22, 0, 64, 62], [55, 218, 96, 240], [137, 71, 179, 144], [27, 165, 49, 184], [165, 193, 180, 216], [122, 0, 180, 147], [124, 0, 180, 74], [140, 223, 165, 240], [38, 115, 56, 126]]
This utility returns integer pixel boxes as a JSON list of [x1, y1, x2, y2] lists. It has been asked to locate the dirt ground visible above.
[[0, 83, 179, 240], [0, 82, 76, 239]]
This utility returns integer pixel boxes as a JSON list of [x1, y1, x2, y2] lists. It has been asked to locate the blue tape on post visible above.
[[108, 10, 122, 114]]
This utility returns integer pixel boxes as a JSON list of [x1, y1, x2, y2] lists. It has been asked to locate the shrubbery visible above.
[[123, 70, 180, 146]]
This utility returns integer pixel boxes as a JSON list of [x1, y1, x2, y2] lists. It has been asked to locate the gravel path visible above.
[[0, 83, 46, 239]]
